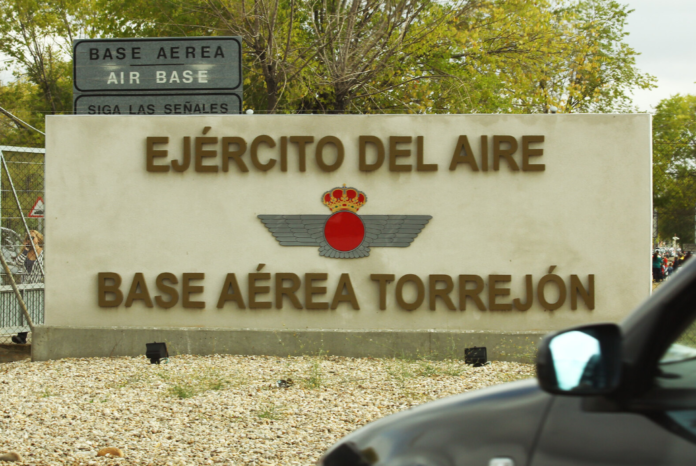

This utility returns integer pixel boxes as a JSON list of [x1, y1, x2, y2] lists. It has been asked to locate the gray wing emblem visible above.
[[257, 215, 328, 246], [258, 214, 432, 259], [361, 215, 432, 248]]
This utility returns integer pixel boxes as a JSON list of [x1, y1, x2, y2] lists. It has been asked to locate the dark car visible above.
[[317, 260, 696, 466]]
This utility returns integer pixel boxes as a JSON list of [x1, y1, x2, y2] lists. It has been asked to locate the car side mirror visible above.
[[537, 323, 622, 396]]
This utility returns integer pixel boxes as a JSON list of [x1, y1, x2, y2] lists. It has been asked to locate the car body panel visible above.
[[321, 379, 552, 466], [531, 397, 696, 466], [319, 260, 696, 466]]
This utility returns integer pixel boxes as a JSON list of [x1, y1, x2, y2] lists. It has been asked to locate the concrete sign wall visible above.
[[39, 114, 652, 361]]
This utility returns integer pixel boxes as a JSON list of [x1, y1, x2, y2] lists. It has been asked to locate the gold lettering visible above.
[[221, 137, 248, 172], [458, 275, 485, 310], [416, 136, 436, 171], [389, 136, 412, 172], [172, 137, 191, 172], [275, 273, 302, 309], [182, 273, 205, 309], [288, 136, 313, 172], [217, 273, 246, 309], [429, 274, 455, 310], [493, 136, 519, 171], [315, 136, 344, 172], [570, 274, 594, 310], [359, 136, 385, 171], [248, 272, 272, 309], [330, 273, 359, 310], [155, 272, 179, 309], [395, 274, 424, 311], [513, 275, 533, 311], [250, 135, 276, 171], [280, 136, 288, 172], [195, 137, 218, 173], [98, 272, 123, 307], [125, 272, 153, 308], [146, 137, 169, 172], [489, 274, 512, 310], [449, 136, 478, 171], [370, 274, 394, 310], [305, 273, 329, 310], [522, 135, 545, 172]]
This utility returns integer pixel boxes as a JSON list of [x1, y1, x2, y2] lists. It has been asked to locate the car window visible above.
[[657, 318, 696, 393], [667, 410, 696, 437], [660, 319, 696, 365], [656, 318, 696, 441]]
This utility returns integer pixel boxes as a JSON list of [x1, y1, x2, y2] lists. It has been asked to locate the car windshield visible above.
[[661, 343, 696, 364], [660, 319, 696, 365]]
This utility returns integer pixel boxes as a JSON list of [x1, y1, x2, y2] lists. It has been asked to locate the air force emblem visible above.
[[258, 186, 432, 259]]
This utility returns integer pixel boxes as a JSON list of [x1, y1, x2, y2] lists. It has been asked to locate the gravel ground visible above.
[[0, 355, 535, 465]]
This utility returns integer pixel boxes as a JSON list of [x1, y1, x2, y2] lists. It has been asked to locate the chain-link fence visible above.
[[0, 145, 45, 346]]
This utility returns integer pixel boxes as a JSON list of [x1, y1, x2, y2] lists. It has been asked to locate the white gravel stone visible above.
[[0, 355, 534, 465]]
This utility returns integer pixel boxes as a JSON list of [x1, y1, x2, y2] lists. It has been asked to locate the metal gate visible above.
[[0, 145, 45, 345]]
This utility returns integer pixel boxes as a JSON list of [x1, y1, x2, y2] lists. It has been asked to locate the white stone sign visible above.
[[41, 114, 652, 360]]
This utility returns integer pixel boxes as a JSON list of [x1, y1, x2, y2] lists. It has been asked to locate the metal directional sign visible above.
[[73, 37, 241, 91], [74, 93, 241, 115], [73, 37, 242, 114]]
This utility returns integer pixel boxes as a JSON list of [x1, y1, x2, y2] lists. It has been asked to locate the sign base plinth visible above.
[[31, 326, 545, 364]]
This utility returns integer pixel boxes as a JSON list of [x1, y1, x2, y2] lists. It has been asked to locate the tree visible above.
[[530, 0, 655, 113], [294, 0, 455, 113], [0, 0, 75, 119], [0, 78, 46, 146], [424, 0, 574, 114], [653, 94, 696, 245], [203, 0, 317, 113], [0, 0, 656, 122], [0, 0, 114, 144], [302, 0, 655, 115]]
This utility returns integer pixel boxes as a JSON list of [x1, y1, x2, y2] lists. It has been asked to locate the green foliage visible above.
[[168, 382, 196, 399], [0, 80, 45, 146], [653, 94, 696, 244], [0, 0, 84, 145], [301, 357, 323, 389], [0, 0, 653, 125], [523, 0, 656, 113], [256, 402, 283, 420], [387, 356, 467, 384], [165, 368, 229, 398]]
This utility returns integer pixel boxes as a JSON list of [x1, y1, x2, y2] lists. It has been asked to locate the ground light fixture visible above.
[[145, 342, 169, 364], [464, 346, 487, 367]]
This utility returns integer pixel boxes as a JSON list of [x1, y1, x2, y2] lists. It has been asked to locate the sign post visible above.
[[653, 209, 658, 250], [73, 37, 242, 115]]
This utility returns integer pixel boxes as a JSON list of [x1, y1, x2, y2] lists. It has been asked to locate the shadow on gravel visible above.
[[0, 343, 30, 363]]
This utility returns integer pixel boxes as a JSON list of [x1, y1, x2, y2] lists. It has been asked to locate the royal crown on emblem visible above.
[[321, 185, 367, 213]]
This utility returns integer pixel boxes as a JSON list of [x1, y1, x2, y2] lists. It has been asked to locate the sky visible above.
[[1, 0, 695, 113], [623, 0, 696, 112]]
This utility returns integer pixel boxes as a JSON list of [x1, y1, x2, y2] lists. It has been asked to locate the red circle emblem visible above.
[[324, 212, 365, 251]]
